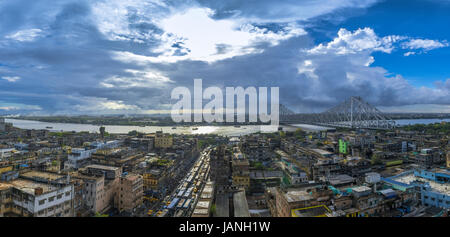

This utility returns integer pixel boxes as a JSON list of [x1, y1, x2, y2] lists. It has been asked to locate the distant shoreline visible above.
[[7, 116, 272, 126]]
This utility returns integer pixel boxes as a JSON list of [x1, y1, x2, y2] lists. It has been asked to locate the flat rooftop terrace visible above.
[[285, 190, 313, 203], [0, 183, 13, 191], [215, 193, 229, 217], [86, 164, 120, 171], [21, 171, 64, 181], [292, 205, 331, 217], [392, 173, 450, 196], [9, 179, 57, 195], [233, 191, 250, 217]]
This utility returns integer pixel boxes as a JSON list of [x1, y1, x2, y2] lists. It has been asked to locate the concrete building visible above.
[[72, 165, 122, 215], [117, 173, 143, 213], [90, 148, 144, 172], [71, 173, 107, 215], [275, 184, 333, 217], [154, 131, 173, 149], [65, 148, 96, 170], [384, 169, 450, 209], [210, 145, 230, 186], [233, 189, 250, 217], [0, 171, 74, 217], [232, 150, 250, 190], [0, 148, 15, 159], [0, 118, 5, 132], [291, 205, 332, 217], [64, 140, 122, 170], [85, 164, 122, 180], [446, 151, 450, 169], [413, 148, 444, 169], [0, 118, 11, 132], [143, 169, 162, 191]]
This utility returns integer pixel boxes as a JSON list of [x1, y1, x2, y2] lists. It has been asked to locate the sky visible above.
[[0, 0, 449, 115]]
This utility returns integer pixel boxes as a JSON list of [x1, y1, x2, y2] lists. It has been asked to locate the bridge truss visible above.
[[280, 96, 396, 130]]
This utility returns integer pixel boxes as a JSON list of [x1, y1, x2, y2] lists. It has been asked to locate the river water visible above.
[[4, 118, 449, 136], [5, 119, 281, 136]]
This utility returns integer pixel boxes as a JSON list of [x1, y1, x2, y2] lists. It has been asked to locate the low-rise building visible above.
[[384, 169, 450, 209], [232, 151, 250, 190], [72, 165, 122, 215], [143, 169, 162, 191], [446, 150, 450, 168], [275, 184, 332, 217], [0, 171, 74, 217], [154, 131, 173, 149], [117, 173, 143, 213]]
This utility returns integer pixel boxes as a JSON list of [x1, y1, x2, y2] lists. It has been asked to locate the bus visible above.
[[177, 188, 185, 198], [177, 199, 186, 209], [167, 198, 180, 210], [186, 175, 194, 184], [182, 199, 192, 209], [183, 187, 193, 199]]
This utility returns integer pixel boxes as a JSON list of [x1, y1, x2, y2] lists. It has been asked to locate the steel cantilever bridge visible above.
[[279, 96, 396, 130]]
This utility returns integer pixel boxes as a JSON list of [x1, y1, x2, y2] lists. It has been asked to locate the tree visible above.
[[294, 128, 305, 136], [371, 155, 382, 165], [210, 204, 216, 216], [94, 212, 109, 217]]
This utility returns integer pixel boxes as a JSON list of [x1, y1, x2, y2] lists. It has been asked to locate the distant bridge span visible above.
[[279, 96, 396, 130]]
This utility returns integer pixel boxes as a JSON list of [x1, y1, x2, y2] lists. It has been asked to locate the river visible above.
[[5, 119, 282, 136], [4, 118, 448, 136]]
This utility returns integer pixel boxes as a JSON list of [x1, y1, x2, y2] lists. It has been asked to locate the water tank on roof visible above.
[[365, 172, 381, 184], [35, 187, 43, 195]]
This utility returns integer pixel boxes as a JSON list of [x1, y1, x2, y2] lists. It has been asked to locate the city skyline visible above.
[[1, 0, 450, 115]]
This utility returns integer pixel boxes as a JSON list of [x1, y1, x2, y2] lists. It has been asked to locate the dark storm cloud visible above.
[[0, 1, 169, 114]]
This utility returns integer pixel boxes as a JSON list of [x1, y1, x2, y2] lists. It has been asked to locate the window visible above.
[[65, 192, 70, 196], [39, 199, 46, 205], [57, 194, 63, 199], [49, 196, 55, 202]]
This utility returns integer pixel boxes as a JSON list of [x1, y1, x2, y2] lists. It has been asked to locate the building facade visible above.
[[117, 174, 143, 213]]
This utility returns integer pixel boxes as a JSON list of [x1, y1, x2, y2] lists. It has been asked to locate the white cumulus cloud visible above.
[[401, 39, 449, 53], [308, 28, 404, 55], [151, 8, 306, 62], [307, 27, 448, 60]]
